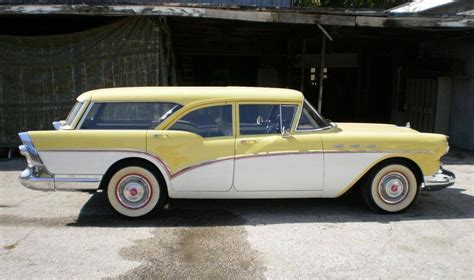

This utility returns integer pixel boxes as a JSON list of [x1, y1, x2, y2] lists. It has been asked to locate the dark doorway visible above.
[[192, 56, 259, 86], [322, 68, 358, 122], [367, 55, 393, 123]]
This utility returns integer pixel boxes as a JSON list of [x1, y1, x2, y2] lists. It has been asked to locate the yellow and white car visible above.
[[18, 87, 455, 217]]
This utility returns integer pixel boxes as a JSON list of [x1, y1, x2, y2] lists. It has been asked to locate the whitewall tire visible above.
[[106, 165, 164, 217], [363, 162, 419, 213]]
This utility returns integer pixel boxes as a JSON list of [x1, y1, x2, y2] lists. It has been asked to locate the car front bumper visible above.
[[423, 167, 456, 191], [19, 167, 101, 192]]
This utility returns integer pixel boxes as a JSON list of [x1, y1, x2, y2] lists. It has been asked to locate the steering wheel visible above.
[[265, 113, 282, 134]]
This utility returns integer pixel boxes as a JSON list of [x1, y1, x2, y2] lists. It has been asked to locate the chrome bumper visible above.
[[19, 167, 101, 192], [422, 168, 456, 191]]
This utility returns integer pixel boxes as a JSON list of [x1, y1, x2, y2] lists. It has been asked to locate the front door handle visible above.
[[240, 139, 257, 144], [152, 133, 169, 139]]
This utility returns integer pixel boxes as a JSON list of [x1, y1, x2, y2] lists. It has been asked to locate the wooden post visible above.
[[317, 35, 326, 113], [300, 39, 306, 93]]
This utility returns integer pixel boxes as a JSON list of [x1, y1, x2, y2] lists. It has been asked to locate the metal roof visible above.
[[78, 87, 304, 105]]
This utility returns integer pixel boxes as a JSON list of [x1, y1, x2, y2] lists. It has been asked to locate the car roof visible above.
[[77, 86, 304, 105]]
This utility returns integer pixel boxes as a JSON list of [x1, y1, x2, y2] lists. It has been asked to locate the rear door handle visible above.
[[240, 139, 257, 144]]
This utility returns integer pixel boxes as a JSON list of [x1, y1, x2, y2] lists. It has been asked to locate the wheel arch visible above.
[[373, 157, 424, 186], [99, 156, 170, 193], [341, 156, 424, 196]]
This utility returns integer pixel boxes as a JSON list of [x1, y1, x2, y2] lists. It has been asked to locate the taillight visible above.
[[18, 132, 43, 166]]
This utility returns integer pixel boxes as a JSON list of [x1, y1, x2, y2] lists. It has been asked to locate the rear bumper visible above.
[[19, 167, 101, 192], [422, 167, 456, 191]]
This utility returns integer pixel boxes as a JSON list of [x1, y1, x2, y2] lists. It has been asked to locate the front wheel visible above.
[[106, 164, 165, 217], [362, 162, 420, 213]]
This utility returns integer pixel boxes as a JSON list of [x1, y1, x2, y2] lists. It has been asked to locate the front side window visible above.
[[168, 105, 233, 138], [297, 100, 331, 130], [65, 102, 84, 127], [81, 102, 181, 130], [239, 104, 297, 135]]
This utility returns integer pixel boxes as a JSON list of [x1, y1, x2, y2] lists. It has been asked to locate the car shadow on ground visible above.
[[68, 186, 474, 228]]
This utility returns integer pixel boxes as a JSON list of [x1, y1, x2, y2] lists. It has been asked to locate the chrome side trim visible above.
[[19, 167, 101, 192], [324, 150, 435, 154], [55, 176, 101, 191]]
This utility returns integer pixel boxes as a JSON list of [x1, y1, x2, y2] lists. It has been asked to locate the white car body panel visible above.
[[322, 152, 388, 197], [38, 150, 172, 188], [38, 149, 387, 199], [233, 153, 324, 191], [170, 159, 234, 192]]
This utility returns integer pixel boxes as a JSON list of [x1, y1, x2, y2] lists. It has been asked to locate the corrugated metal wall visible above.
[[450, 77, 474, 150], [422, 40, 474, 151], [0, 0, 292, 7]]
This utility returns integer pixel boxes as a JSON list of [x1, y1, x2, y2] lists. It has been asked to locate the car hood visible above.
[[335, 122, 420, 134]]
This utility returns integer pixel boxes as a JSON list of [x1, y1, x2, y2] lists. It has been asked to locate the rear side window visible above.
[[168, 105, 233, 138], [81, 102, 181, 130]]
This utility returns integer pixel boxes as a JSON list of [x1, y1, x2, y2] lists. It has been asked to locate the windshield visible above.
[[65, 102, 84, 127], [297, 100, 331, 130]]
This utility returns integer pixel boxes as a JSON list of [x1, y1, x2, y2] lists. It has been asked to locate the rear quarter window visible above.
[[81, 102, 181, 130]]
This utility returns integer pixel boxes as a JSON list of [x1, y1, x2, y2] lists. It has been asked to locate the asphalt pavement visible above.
[[0, 151, 473, 279]]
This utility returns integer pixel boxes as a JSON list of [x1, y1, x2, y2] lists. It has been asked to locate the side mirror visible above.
[[281, 126, 292, 138]]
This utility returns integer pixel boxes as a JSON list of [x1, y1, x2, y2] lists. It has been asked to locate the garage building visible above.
[[0, 0, 473, 151]]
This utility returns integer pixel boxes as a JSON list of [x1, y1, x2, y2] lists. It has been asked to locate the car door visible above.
[[233, 102, 324, 191], [146, 102, 235, 192]]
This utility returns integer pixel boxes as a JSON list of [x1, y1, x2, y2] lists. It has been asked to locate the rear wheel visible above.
[[106, 164, 165, 217], [362, 162, 419, 213]]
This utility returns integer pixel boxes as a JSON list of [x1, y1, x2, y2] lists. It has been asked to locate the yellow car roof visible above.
[[77, 86, 303, 105]]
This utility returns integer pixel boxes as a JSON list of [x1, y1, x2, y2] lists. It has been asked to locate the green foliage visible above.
[[295, 0, 409, 9]]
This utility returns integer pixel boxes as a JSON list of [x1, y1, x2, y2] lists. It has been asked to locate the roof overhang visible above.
[[389, 0, 456, 13], [0, 4, 473, 28]]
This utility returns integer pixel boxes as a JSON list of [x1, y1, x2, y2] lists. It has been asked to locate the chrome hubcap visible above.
[[116, 175, 152, 209], [378, 172, 409, 204]]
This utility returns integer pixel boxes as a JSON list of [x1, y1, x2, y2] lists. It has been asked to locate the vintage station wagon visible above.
[[19, 87, 455, 217]]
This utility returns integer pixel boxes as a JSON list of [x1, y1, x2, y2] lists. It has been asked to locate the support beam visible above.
[[0, 5, 472, 28], [317, 24, 333, 41], [317, 35, 326, 113]]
